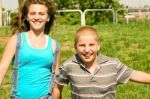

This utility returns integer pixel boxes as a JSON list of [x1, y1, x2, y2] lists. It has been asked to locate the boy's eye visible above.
[[89, 43, 95, 47], [78, 44, 85, 47]]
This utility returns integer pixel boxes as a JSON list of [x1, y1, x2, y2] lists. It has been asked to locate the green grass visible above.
[[0, 26, 11, 37], [0, 22, 150, 98]]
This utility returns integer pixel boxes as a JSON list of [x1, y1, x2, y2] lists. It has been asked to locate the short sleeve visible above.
[[117, 62, 134, 84], [55, 65, 69, 86]]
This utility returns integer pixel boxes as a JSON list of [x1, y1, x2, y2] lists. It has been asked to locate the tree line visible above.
[[16, 0, 124, 25]]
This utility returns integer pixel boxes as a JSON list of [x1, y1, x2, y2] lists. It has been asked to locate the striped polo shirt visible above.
[[56, 54, 134, 99]]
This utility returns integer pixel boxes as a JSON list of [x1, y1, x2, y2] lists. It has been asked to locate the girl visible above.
[[0, 0, 60, 98]]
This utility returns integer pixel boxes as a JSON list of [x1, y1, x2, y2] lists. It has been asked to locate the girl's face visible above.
[[27, 4, 50, 32], [75, 33, 100, 66]]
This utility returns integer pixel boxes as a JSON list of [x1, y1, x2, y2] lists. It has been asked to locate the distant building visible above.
[[119, 0, 150, 8]]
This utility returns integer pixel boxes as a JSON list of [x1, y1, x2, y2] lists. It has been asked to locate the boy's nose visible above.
[[84, 46, 91, 52]]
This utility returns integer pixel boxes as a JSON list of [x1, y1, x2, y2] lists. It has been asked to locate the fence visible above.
[[57, 8, 150, 24], [1, 8, 150, 27], [1, 11, 11, 26], [57, 9, 115, 25], [116, 8, 150, 24]]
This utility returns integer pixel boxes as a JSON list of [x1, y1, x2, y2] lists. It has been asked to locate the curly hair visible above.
[[11, 0, 57, 35]]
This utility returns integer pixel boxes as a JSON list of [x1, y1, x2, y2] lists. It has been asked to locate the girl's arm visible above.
[[130, 70, 150, 83], [53, 51, 62, 99], [53, 82, 64, 99], [0, 34, 17, 85]]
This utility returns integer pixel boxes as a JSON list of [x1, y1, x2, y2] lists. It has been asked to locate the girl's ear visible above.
[[47, 16, 50, 22]]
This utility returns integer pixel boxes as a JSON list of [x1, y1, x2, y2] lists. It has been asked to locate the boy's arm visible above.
[[53, 82, 64, 99], [130, 70, 150, 83], [54, 62, 69, 99]]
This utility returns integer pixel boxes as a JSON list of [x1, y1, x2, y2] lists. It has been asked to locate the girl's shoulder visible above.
[[8, 34, 17, 45], [47, 35, 59, 54]]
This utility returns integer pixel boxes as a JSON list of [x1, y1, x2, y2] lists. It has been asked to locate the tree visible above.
[[18, 0, 24, 11], [54, 0, 124, 25], [2, 8, 5, 26]]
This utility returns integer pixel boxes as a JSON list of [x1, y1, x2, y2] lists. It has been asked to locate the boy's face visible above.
[[75, 33, 100, 66]]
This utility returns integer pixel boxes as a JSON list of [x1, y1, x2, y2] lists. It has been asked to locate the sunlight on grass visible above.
[[0, 22, 150, 98]]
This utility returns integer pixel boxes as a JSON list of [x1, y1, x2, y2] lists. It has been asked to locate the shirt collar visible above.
[[72, 53, 108, 65]]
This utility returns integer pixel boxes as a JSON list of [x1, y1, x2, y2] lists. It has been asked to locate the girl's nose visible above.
[[34, 14, 40, 20]]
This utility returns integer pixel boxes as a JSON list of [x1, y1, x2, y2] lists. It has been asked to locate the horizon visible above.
[[1, 0, 150, 11]]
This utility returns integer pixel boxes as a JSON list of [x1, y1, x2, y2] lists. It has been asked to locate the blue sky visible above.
[[1, 0, 150, 10]]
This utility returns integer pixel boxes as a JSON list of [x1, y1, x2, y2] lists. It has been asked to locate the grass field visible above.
[[0, 22, 150, 99]]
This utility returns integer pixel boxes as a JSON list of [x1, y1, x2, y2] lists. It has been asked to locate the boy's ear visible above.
[[74, 44, 77, 50], [97, 44, 100, 51]]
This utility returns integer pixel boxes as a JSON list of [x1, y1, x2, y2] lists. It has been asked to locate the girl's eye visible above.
[[29, 12, 46, 16], [39, 13, 46, 15], [29, 12, 35, 15]]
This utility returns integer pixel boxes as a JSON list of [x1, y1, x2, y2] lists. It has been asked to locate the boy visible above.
[[54, 26, 150, 99]]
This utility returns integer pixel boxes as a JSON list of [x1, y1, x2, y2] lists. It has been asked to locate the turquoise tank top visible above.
[[14, 32, 54, 98]]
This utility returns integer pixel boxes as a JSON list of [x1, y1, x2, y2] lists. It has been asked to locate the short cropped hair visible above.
[[74, 26, 100, 46]]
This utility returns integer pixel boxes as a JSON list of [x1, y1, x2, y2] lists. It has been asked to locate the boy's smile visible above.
[[75, 34, 100, 67]]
